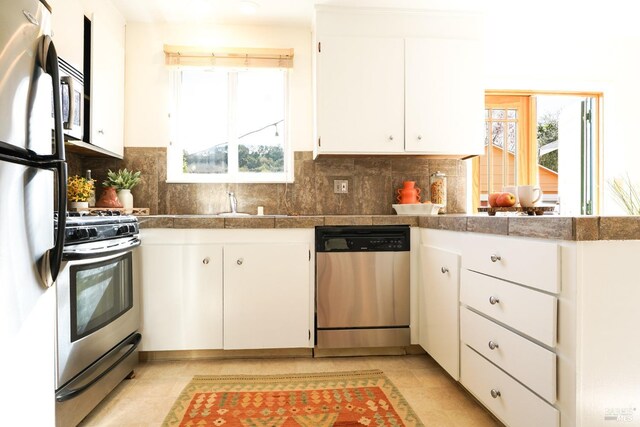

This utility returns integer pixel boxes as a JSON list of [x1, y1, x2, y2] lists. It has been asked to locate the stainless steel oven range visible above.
[[54, 211, 141, 427]]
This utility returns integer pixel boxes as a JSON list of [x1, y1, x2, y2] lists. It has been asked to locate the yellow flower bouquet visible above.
[[67, 175, 95, 202]]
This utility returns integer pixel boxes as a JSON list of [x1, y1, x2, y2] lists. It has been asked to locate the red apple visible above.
[[488, 193, 502, 207], [496, 192, 516, 207]]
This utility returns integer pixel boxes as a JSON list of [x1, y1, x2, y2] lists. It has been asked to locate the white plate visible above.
[[393, 203, 443, 215]]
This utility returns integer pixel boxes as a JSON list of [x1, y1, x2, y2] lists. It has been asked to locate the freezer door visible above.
[[0, 0, 53, 155]]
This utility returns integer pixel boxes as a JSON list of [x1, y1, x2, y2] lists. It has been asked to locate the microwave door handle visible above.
[[38, 36, 67, 288], [60, 75, 73, 130]]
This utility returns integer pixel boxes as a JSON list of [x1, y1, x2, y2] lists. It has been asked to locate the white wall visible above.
[[123, 3, 640, 213], [124, 22, 312, 152], [482, 1, 640, 213]]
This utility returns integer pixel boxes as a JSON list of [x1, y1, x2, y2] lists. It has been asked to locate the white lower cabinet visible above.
[[418, 244, 460, 379], [421, 229, 562, 426], [460, 308, 556, 404], [460, 269, 557, 347], [139, 244, 223, 351], [461, 345, 559, 427], [223, 243, 310, 350], [139, 229, 314, 352]]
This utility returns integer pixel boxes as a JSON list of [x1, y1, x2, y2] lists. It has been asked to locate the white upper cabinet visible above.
[[51, 0, 85, 71], [316, 36, 405, 154], [404, 38, 484, 155], [83, 0, 126, 157], [314, 7, 484, 158]]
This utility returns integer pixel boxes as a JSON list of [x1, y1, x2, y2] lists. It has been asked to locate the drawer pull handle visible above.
[[488, 340, 499, 350], [490, 389, 501, 399], [490, 254, 501, 263], [441, 267, 449, 274], [202, 257, 210, 265], [237, 258, 244, 266], [489, 296, 500, 305]]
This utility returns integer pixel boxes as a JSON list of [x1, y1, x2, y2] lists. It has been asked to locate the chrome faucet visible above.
[[228, 191, 238, 214]]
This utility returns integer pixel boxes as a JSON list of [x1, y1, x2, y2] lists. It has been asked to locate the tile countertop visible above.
[[137, 214, 640, 241]]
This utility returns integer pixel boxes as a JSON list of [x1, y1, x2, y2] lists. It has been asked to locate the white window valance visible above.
[[163, 45, 294, 68]]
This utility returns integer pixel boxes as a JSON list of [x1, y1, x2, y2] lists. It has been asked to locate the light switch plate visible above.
[[334, 180, 348, 193]]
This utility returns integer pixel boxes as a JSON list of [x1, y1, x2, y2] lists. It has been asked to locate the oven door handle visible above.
[[63, 237, 141, 261], [56, 332, 142, 403]]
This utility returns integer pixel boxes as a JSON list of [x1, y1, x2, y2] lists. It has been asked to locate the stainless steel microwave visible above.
[[54, 57, 83, 141]]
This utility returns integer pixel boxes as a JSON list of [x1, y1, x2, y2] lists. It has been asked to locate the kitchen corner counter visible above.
[[419, 214, 640, 241], [138, 214, 640, 240], [138, 215, 419, 230]]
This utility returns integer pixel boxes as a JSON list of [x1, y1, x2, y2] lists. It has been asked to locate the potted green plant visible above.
[[67, 175, 94, 211], [102, 169, 142, 214]]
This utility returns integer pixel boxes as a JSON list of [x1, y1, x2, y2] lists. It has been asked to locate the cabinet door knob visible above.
[[98, 129, 105, 135], [417, 135, 422, 140], [490, 389, 501, 399], [489, 296, 500, 305], [441, 266, 449, 274], [202, 257, 210, 265], [388, 135, 394, 141], [490, 254, 501, 263], [488, 340, 499, 350], [237, 258, 243, 265]]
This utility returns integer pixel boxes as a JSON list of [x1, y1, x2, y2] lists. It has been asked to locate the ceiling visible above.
[[109, 0, 484, 26]]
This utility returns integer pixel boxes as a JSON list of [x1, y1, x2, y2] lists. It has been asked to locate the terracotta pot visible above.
[[396, 181, 421, 204], [96, 186, 123, 208]]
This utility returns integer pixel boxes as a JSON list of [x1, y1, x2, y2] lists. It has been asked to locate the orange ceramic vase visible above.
[[396, 181, 421, 204]]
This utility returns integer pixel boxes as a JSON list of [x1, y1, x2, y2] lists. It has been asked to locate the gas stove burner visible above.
[[91, 209, 122, 216], [55, 209, 124, 218], [54, 211, 139, 245]]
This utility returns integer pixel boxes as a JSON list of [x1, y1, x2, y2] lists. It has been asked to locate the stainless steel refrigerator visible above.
[[0, 0, 67, 424]]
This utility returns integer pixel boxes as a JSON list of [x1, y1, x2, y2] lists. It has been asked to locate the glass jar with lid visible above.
[[429, 171, 447, 213]]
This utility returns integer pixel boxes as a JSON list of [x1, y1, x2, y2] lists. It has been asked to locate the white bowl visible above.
[[392, 203, 443, 216]]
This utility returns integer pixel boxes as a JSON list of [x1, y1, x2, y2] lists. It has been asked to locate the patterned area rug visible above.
[[162, 369, 424, 426]]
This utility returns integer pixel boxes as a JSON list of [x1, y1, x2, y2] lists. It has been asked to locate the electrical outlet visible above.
[[334, 180, 348, 193]]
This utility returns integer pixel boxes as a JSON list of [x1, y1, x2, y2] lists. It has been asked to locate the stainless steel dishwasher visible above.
[[315, 225, 410, 348]]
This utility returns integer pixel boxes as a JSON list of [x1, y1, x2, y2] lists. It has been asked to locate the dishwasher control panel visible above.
[[315, 225, 410, 252]]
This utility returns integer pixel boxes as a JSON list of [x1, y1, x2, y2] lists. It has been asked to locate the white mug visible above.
[[503, 186, 519, 205], [518, 185, 542, 207]]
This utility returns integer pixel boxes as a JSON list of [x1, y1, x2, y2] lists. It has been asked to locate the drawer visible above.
[[460, 307, 556, 403], [461, 233, 559, 294], [461, 345, 559, 427], [460, 270, 557, 347]]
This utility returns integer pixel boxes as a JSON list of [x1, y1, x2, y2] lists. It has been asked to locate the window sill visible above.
[[166, 174, 293, 185]]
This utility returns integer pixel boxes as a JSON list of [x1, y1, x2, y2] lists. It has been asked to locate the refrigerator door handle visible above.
[[39, 36, 67, 287]]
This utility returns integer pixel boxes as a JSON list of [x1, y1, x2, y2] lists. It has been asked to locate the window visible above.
[[164, 45, 293, 183], [473, 93, 601, 214]]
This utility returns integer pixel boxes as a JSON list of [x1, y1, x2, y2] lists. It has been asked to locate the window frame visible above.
[[473, 90, 603, 214], [167, 67, 293, 184]]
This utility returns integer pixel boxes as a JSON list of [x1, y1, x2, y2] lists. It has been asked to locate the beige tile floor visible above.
[[80, 354, 502, 426]]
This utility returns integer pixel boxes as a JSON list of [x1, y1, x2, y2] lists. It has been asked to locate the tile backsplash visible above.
[[69, 147, 467, 215]]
